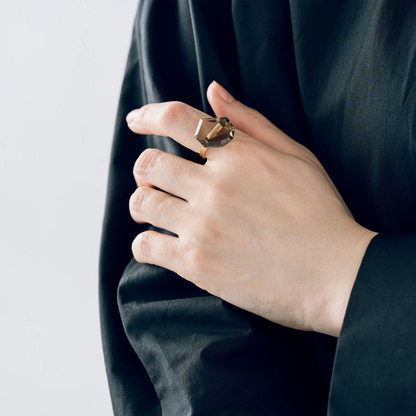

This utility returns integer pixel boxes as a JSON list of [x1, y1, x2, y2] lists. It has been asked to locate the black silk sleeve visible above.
[[289, 2, 416, 413], [328, 234, 416, 415]]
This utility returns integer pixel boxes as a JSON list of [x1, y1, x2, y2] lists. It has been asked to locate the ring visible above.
[[194, 117, 235, 159]]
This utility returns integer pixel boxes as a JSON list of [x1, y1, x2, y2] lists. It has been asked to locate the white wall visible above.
[[0, 1, 138, 414]]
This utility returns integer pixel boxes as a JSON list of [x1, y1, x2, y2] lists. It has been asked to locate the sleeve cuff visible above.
[[328, 233, 416, 415]]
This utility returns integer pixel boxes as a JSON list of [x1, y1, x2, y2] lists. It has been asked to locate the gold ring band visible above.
[[199, 146, 209, 159]]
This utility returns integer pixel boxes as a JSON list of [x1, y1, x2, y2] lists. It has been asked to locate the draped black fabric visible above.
[[99, 1, 416, 414]]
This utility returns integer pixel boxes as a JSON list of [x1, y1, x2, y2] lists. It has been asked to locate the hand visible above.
[[126, 81, 377, 337]]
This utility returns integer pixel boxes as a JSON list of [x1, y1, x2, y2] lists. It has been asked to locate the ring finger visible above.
[[129, 186, 189, 235]]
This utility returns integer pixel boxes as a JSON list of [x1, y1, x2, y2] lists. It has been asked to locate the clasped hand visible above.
[[126, 81, 377, 337]]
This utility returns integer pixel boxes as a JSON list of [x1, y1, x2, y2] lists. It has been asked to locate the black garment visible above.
[[99, 1, 416, 414]]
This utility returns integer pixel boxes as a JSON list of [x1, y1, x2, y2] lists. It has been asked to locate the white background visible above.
[[0, 0, 139, 414]]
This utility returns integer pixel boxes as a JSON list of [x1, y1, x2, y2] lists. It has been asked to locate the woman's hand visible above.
[[126, 81, 377, 337]]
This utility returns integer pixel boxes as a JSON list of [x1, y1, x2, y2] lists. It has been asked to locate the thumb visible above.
[[207, 81, 299, 155]]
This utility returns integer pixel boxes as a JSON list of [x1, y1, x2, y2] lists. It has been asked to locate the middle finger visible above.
[[133, 148, 204, 201]]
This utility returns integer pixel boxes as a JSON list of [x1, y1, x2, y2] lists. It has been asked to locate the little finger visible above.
[[132, 231, 184, 274]]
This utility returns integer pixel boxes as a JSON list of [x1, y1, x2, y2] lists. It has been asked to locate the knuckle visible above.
[[183, 244, 209, 282], [135, 104, 149, 125], [133, 148, 162, 178], [159, 101, 187, 129], [129, 187, 147, 213], [205, 179, 234, 209], [136, 232, 153, 258]]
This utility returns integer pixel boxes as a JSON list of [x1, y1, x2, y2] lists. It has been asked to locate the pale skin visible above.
[[126, 81, 378, 337]]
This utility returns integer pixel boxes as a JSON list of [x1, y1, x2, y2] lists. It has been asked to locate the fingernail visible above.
[[126, 109, 139, 125], [213, 81, 234, 103]]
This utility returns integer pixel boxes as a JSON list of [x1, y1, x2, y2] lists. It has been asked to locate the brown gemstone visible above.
[[194, 117, 235, 147]]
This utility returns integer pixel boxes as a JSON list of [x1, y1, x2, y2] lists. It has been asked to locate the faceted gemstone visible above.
[[194, 117, 235, 147]]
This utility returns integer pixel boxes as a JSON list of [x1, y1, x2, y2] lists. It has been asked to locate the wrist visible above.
[[315, 226, 378, 337]]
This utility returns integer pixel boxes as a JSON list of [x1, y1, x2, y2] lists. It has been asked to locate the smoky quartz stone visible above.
[[194, 117, 235, 148]]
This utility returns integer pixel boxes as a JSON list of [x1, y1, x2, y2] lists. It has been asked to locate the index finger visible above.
[[126, 101, 241, 160]]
